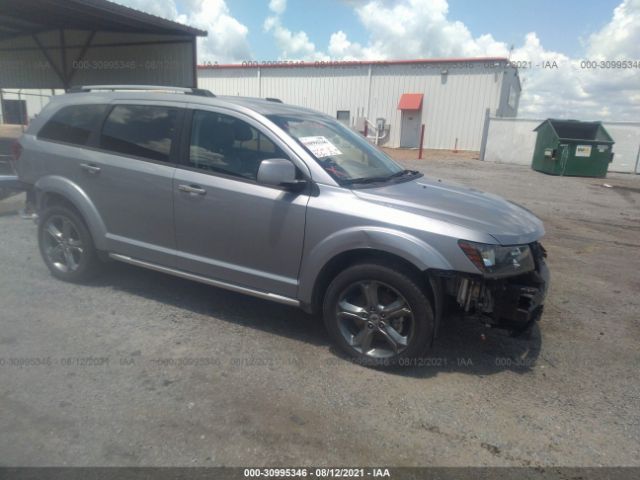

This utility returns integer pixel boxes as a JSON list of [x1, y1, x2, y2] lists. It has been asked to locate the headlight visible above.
[[458, 240, 535, 277]]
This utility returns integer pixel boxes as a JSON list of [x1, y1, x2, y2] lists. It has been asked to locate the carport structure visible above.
[[0, 0, 207, 91]]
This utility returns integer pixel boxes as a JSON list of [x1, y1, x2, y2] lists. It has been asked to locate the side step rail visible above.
[[109, 253, 300, 308]]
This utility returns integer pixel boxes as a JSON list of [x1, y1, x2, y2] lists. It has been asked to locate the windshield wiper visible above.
[[342, 169, 420, 186], [342, 176, 391, 185], [386, 169, 419, 180]]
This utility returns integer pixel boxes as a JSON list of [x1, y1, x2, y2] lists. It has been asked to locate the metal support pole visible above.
[[32, 33, 66, 89], [479, 108, 491, 161], [258, 67, 261, 98], [18, 89, 25, 130], [192, 38, 198, 88], [68, 31, 96, 86], [418, 124, 425, 159], [59, 30, 69, 90], [365, 64, 372, 119]]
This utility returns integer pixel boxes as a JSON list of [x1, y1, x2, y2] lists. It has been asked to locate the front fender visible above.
[[297, 226, 453, 305], [35, 175, 107, 250]]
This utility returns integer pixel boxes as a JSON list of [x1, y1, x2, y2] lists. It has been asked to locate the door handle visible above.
[[178, 184, 207, 195], [80, 163, 101, 174]]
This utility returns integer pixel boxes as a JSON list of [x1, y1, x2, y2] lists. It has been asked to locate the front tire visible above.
[[38, 205, 100, 282], [323, 262, 434, 367]]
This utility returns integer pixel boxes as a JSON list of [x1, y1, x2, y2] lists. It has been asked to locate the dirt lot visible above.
[[0, 154, 638, 467]]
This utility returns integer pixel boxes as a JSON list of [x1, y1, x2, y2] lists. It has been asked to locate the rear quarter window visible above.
[[38, 104, 107, 146]]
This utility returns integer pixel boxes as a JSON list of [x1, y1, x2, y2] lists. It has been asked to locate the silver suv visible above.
[[14, 85, 549, 366]]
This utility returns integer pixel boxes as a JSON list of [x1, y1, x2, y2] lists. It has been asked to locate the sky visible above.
[[116, 0, 640, 121]]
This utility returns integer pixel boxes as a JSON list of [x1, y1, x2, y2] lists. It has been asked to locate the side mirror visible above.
[[257, 158, 307, 191]]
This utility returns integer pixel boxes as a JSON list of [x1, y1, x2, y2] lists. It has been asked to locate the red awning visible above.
[[397, 93, 423, 110]]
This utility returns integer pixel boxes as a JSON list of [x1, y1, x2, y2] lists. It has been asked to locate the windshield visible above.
[[268, 114, 419, 186]]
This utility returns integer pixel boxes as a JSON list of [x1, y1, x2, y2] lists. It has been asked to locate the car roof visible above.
[[216, 96, 323, 117], [46, 89, 326, 118]]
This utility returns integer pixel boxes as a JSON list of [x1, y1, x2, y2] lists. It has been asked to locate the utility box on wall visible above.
[[531, 119, 615, 177]]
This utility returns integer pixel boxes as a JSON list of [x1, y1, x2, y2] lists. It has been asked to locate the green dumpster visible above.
[[531, 119, 614, 177]]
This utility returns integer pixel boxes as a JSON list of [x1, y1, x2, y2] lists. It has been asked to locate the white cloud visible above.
[[114, 0, 251, 63], [268, 0, 287, 15], [319, 0, 640, 121], [350, 0, 508, 59], [588, 0, 640, 60], [263, 0, 327, 60], [264, 17, 323, 60], [328, 31, 366, 59], [187, 0, 251, 62], [108, 0, 640, 120], [510, 0, 640, 120]]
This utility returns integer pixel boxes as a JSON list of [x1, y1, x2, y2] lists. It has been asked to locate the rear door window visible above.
[[99, 105, 180, 162], [38, 104, 107, 146]]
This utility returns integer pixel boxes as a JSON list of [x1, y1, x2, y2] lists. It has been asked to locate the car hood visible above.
[[352, 176, 544, 245]]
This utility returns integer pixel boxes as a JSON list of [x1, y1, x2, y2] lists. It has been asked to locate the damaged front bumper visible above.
[[484, 260, 549, 332], [449, 242, 550, 333]]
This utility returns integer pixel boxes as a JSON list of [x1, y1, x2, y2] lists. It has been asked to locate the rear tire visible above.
[[38, 205, 100, 282], [323, 262, 434, 367]]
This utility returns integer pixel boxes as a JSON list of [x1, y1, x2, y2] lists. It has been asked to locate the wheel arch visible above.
[[299, 227, 451, 321], [35, 176, 107, 250]]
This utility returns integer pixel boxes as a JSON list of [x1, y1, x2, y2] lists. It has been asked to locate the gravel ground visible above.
[[0, 155, 639, 467]]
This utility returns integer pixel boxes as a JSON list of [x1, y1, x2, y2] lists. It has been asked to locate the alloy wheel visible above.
[[335, 280, 415, 359], [42, 215, 84, 273]]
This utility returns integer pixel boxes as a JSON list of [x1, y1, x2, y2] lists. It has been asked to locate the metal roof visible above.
[[198, 57, 510, 70], [0, 0, 207, 41]]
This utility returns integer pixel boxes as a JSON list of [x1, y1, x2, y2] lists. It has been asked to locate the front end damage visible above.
[[443, 242, 549, 334]]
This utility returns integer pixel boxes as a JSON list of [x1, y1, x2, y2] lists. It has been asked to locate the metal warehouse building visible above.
[[198, 58, 521, 151]]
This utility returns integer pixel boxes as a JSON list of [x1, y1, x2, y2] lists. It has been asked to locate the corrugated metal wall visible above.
[[198, 68, 260, 97], [368, 64, 504, 150], [198, 65, 370, 120], [0, 30, 195, 89], [2, 54, 517, 151], [262, 66, 370, 116], [198, 62, 515, 151]]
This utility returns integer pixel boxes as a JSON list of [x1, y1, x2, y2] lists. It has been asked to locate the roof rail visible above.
[[67, 85, 215, 97]]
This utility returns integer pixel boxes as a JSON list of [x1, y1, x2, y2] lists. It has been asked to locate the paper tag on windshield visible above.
[[298, 136, 342, 158]]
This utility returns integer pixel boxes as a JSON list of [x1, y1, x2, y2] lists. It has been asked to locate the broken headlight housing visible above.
[[458, 240, 535, 277]]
